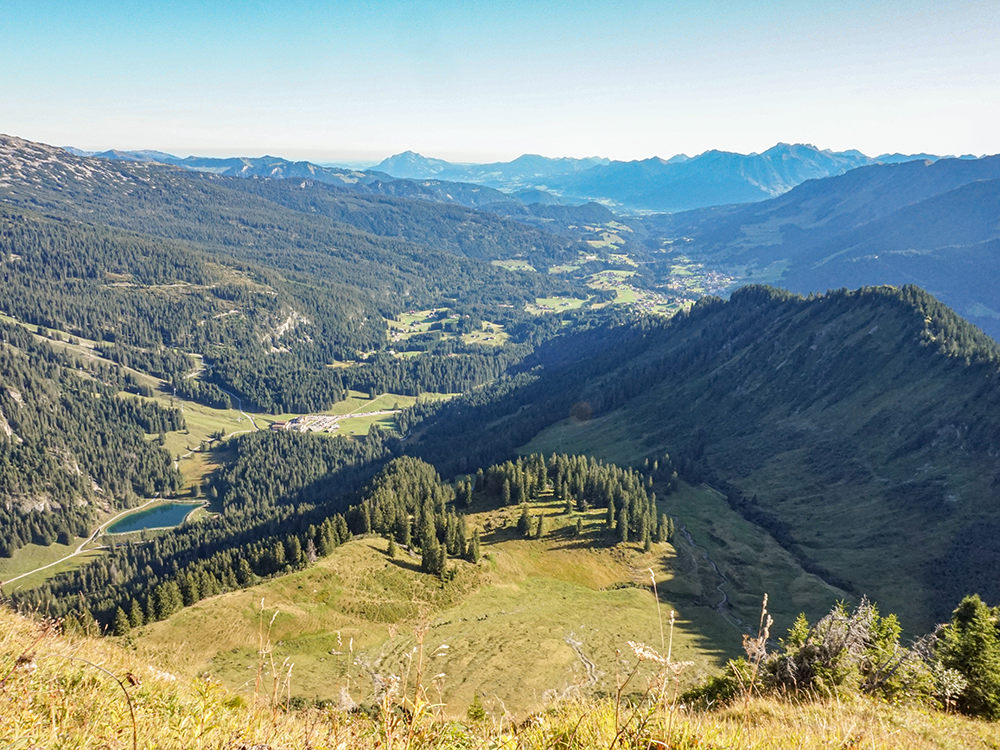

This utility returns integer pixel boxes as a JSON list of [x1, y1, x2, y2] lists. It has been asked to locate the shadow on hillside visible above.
[[385, 554, 422, 574]]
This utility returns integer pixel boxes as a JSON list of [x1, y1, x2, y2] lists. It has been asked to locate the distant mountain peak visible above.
[[373, 151, 452, 179]]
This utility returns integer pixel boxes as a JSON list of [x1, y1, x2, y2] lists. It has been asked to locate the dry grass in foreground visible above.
[[1, 604, 997, 750]]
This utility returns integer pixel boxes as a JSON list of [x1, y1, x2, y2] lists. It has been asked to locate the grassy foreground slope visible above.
[[2, 602, 997, 749], [134, 497, 737, 716]]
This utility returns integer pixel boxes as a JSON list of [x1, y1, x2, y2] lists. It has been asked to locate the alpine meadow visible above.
[[3, 3, 1000, 747]]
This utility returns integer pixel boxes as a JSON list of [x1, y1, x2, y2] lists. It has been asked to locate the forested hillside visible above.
[[406, 285, 1000, 629], [0, 321, 183, 557], [0, 137, 598, 414]]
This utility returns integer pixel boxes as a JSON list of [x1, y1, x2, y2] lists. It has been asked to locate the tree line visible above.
[[13, 446, 680, 633]]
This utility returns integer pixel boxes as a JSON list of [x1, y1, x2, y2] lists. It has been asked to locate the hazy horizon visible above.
[[3, 0, 998, 162], [52, 141, 989, 170]]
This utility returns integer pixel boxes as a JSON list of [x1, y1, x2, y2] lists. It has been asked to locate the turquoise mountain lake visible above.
[[106, 503, 203, 534]]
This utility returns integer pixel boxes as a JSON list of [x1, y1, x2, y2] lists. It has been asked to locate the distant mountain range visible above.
[[371, 144, 979, 212], [655, 155, 1000, 339], [373, 151, 611, 186], [68, 143, 980, 214]]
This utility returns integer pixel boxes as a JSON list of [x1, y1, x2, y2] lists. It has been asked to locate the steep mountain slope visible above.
[[658, 156, 1000, 337], [779, 180, 1000, 316], [410, 285, 1000, 630]]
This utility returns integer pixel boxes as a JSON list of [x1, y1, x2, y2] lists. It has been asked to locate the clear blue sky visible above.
[[2, 0, 997, 162]]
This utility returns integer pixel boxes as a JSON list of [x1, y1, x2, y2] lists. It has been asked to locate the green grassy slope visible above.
[[417, 285, 1000, 632], [134, 500, 739, 715]]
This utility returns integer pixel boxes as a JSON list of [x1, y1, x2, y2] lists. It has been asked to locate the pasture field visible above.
[[461, 324, 508, 346], [604, 220, 634, 233], [581, 225, 628, 251], [387, 308, 447, 333], [325, 359, 358, 369], [387, 309, 508, 347], [0, 550, 104, 596], [525, 296, 589, 315], [135, 499, 737, 715], [0, 538, 86, 583], [490, 259, 536, 272], [585, 234, 625, 250]]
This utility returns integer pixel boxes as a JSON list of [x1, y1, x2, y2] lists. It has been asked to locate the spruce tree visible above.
[[112, 607, 130, 636], [938, 594, 1000, 719], [467, 529, 481, 563], [456, 515, 467, 556], [127, 598, 144, 628], [517, 505, 531, 537], [436, 544, 447, 579], [421, 532, 441, 575]]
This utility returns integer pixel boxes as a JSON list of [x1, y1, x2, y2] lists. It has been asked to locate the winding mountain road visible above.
[[218, 387, 259, 431], [1, 496, 163, 590]]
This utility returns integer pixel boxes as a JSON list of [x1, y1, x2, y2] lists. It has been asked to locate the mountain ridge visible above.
[[371, 143, 964, 212], [409, 284, 1000, 630], [60, 138, 971, 215]]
